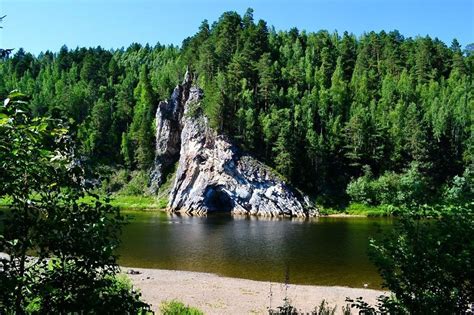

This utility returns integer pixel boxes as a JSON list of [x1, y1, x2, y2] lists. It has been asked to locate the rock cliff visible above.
[[149, 72, 191, 192], [151, 72, 316, 217]]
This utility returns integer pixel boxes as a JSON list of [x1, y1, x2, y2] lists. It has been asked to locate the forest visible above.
[[0, 9, 472, 208]]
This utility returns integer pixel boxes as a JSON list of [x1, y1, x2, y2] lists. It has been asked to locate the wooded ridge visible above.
[[1, 9, 472, 208]]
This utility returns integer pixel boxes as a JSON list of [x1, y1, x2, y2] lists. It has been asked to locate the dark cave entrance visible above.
[[204, 186, 234, 212]]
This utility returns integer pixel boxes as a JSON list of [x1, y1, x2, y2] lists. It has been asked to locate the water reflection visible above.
[[119, 211, 393, 289]]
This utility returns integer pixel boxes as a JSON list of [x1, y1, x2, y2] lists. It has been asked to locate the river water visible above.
[[118, 211, 393, 289]]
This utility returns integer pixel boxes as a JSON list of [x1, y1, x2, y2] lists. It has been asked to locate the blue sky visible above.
[[1, 0, 473, 55]]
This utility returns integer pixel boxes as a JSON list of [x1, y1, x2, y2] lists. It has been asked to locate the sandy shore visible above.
[[125, 268, 387, 314]]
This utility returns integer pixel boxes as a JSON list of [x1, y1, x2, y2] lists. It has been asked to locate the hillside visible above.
[[0, 9, 472, 208]]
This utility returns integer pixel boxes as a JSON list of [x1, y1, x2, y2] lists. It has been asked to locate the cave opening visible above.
[[204, 186, 234, 212]]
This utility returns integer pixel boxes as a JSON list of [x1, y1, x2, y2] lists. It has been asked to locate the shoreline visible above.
[[125, 267, 387, 314], [120, 206, 374, 218]]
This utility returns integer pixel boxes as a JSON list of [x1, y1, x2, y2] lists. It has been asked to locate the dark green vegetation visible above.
[[270, 299, 351, 315], [267, 204, 474, 314], [1, 9, 472, 208], [348, 203, 473, 314], [159, 300, 204, 315], [0, 93, 150, 312]]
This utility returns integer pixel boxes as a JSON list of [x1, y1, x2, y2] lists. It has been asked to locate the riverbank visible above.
[[0, 195, 167, 211], [110, 195, 393, 217], [320, 203, 393, 217], [125, 268, 387, 314], [1, 196, 394, 217]]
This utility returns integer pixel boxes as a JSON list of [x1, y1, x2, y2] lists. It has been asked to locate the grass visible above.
[[79, 194, 167, 210], [109, 194, 167, 210], [1, 196, 392, 215], [320, 202, 393, 217], [0, 197, 12, 207], [159, 300, 204, 315], [0, 194, 166, 210]]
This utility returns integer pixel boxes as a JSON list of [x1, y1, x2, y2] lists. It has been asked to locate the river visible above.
[[118, 211, 393, 289]]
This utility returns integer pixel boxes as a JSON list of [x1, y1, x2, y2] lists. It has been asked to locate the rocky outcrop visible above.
[[152, 72, 316, 217], [149, 72, 191, 192]]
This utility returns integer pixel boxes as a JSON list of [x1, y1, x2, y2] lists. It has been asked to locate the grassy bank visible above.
[[82, 194, 167, 210], [1, 195, 393, 216], [109, 195, 166, 210], [0, 195, 166, 211], [320, 203, 394, 217]]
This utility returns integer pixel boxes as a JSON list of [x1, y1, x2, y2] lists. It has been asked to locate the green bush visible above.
[[345, 203, 392, 217], [0, 93, 150, 313], [347, 163, 429, 207], [120, 170, 150, 196], [396, 162, 428, 205], [159, 300, 203, 315], [442, 166, 473, 204], [370, 171, 400, 205], [269, 299, 351, 315], [356, 203, 474, 314], [107, 169, 130, 193]]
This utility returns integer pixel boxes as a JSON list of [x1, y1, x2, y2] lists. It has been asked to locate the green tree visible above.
[[129, 65, 155, 170], [0, 93, 149, 313], [360, 204, 474, 314]]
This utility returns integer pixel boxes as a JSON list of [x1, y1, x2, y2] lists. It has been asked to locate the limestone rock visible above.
[[149, 73, 191, 192], [151, 73, 317, 217]]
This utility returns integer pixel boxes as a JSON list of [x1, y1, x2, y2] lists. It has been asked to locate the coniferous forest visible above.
[[1, 9, 472, 208]]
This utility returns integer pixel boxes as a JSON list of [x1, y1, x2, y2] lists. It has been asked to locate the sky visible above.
[[1, 0, 473, 55]]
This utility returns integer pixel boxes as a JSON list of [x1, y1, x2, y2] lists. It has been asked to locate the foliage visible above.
[[269, 299, 352, 315], [347, 163, 430, 207], [269, 296, 298, 315], [119, 170, 151, 196], [159, 300, 204, 315], [349, 203, 474, 314], [442, 166, 473, 204], [312, 300, 337, 315], [104, 168, 130, 192], [0, 93, 150, 313], [312, 300, 352, 315], [345, 203, 393, 217]]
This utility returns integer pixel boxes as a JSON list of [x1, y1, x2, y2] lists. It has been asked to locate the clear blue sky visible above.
[[1, 0, 473, 55]]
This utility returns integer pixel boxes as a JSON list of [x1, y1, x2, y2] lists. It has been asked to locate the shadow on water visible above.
[[118, 211, 393, 289]]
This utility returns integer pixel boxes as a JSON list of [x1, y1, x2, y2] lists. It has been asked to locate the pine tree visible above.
[[130, 65, 155, 170]]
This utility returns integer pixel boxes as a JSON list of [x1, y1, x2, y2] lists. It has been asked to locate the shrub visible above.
[[395, 162, 428, 205], [443, 166, 473, 204], [346, 166, 376, 205], [107, 168, 130, 193], [159, 300, 203, 315], [360, 203, 474, 314], [269, 299, 352, 315], [120, 170, 150, 196], [370, 171, 400, 205], [0, 93, 150, 313], [347, 163, 430, 207]]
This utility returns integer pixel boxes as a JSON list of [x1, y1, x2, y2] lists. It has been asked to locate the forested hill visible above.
[[0, 9, 472, 207]]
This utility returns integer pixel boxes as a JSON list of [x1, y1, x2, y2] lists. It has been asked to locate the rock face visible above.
[[149, 72, 191, 192], [152, 72, 316, 217]]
